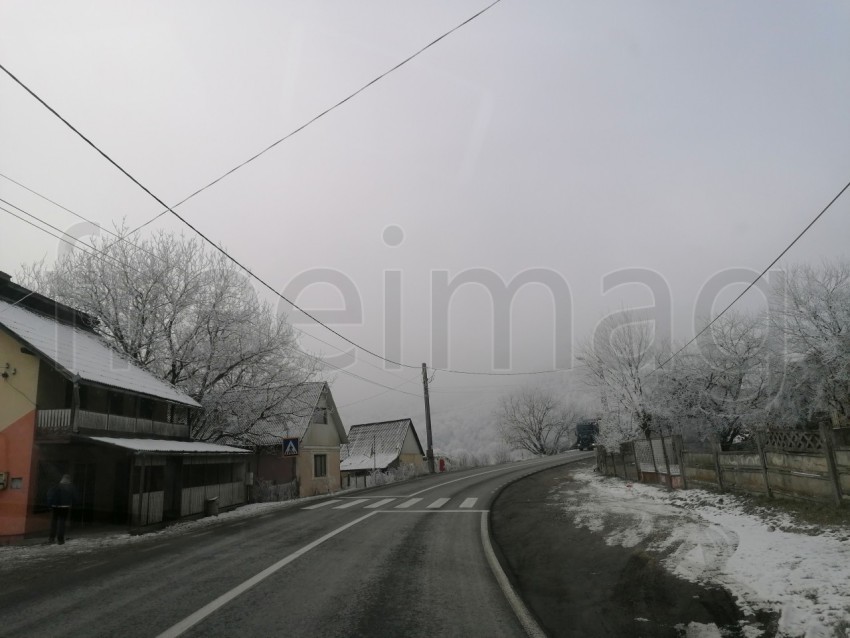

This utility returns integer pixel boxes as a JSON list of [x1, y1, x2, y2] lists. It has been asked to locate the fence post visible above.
[[659, 434, 673, 491], [754, 430, 773, 499], [631, 441, 641, 481], [713, 440, 725, 493], [819, 422, 843, 507], [674, 435, 688, 490]]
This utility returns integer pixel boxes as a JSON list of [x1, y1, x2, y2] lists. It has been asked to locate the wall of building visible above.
[[0, 330, 40, 540], [297, 446, 341, 497], [398, 427, 426, 471]]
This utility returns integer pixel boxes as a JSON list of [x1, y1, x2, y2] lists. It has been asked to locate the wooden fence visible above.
[[597, 425, 850, 506]]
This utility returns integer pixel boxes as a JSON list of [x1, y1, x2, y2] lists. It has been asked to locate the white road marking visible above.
[[459, 498, 478, 509], [156, 511, 378, 638], [407, 456, 566, 497], [302, 500, 341, 510], [395, 498, 423, 509], [480, 512, 546, 638], [378, 510, 488, 514], [364, 498, 396, 509], [427, 498, 450, 509], [334, 499, 368, 509]]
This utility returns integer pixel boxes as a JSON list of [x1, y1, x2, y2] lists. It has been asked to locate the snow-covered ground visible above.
[[558, 470, 850, 638]]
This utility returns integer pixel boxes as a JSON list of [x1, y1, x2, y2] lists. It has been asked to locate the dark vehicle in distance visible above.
[[575, 419, 599, 451]]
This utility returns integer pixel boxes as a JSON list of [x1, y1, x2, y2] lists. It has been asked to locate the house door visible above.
[[163, 457, 183, 521], [71, 462, 96, 526], [113, 461, 131, 525]]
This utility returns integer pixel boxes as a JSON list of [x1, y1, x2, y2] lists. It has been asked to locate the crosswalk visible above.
[[303, 496, 481, 511]]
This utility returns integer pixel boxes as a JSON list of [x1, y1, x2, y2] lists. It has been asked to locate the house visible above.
[[0, 273, 251, 543], [225, 382, 347, 498], [340, 418, 427, 488]]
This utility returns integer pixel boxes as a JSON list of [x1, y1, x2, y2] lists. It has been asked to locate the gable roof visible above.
[[226, 382, 346, 448], [340, 418, 423, 471], [0, 298, 199, 408]]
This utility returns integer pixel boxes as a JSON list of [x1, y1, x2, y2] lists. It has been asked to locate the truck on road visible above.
[[575, 419, 599, 451]]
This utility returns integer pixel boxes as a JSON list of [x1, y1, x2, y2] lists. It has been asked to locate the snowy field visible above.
[[558, 470, 850, 638]]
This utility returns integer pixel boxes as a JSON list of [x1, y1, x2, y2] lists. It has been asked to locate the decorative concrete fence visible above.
[[597, 425, 850, 507]]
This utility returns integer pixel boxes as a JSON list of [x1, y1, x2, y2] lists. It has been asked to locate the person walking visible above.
[[47, 474, 77, 544]]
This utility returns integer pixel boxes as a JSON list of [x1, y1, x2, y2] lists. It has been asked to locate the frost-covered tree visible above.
[[768, 261, 850, 427], [653, 312, 770, 448], [495, 387, 577, 455], [19, 227, 317, 442], [580, 311, 661, 444]]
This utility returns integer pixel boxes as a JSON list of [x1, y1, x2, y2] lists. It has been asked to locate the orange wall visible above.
[[0, 412, 37, 538]]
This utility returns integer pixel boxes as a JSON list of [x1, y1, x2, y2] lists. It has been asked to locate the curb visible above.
[[482, 453, 594, 638]]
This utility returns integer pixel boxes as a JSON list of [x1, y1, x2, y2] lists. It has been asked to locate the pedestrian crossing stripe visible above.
[[303, 497, 481, 511]]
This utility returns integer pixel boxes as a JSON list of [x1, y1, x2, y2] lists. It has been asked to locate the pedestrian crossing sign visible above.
[[282, 437, 299, 456]]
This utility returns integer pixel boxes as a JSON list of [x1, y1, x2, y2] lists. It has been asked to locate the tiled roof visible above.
[[224, 382, 327, 447], [0, 299, 199, 407], [340, 418, 420, 471]]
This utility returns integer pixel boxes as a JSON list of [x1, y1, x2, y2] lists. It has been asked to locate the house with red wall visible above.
[[0, 272, 250, 543]]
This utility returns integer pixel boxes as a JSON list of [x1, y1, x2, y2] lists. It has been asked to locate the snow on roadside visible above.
[[557, 471, 850, 638]]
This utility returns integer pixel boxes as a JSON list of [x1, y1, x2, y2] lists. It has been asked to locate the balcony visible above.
[[36, 409, 190, 439]]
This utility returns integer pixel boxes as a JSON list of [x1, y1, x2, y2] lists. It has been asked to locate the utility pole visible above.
[[422, 363, 435, 473]]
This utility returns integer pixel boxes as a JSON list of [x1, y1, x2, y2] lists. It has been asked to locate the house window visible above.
[[139, 398, 154, 420], [312, 408, 327, 424], [313, 454, 327, 478]]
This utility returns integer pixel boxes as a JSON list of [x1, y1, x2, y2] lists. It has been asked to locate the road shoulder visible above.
[[490, 460, 774, 637]]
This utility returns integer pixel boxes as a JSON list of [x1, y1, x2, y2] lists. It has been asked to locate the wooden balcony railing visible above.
[[36, 409, 189, 438]]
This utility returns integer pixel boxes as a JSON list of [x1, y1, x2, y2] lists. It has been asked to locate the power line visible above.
[[0, 201, 129, 272], [0, 174, 417, 381], [0, 7, 566, 377], [652, 176, 850, 374], [124, 0, 505, 236], [0, 201, 425, 398]]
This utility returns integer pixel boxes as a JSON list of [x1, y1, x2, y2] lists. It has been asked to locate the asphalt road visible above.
[[0, 451, 592, 638]]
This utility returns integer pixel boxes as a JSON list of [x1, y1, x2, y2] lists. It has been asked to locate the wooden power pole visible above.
[[422, 363, 435, 473]]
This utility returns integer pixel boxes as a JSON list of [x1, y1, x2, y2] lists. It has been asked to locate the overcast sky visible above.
[[1, 1, 849, 450]]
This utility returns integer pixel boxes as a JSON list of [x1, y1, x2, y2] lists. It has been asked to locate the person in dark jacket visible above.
[[47, 474, 77, 544]]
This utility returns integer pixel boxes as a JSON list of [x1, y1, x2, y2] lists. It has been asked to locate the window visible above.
[[312, 408, 327, 424], [139, 398, 154, 420], [313, 454, 327, 478]]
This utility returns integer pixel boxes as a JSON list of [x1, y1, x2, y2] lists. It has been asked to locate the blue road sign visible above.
[[282, 437, 299, 456]]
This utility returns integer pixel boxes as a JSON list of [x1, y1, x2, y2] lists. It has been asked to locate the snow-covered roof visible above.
[[222, 382, 329, 447], [340, 418, 422, 471], [84, 436, 250, 454], [0, 299, 200, 407], [340, 453, 399, 472]]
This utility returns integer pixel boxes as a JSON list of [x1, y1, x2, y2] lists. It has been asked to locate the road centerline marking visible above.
[[156, 511, 378, 638]]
